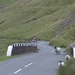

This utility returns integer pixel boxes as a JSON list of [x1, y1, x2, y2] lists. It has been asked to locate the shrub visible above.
[[50, 37, 69, 47]]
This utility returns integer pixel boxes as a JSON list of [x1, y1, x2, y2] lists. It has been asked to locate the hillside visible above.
[[0, 0, 75, 56]]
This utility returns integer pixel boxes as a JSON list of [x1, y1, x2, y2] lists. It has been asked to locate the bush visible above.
[[50, 37, 69, 47]]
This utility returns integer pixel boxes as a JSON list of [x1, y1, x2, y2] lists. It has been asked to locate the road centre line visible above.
[[25, 63, 33, 68], [13, 63, 33, 74], [14, 69, 22, 74], [39, 42, 43, 45], [38, 42, 43, 46], [42, 46, 47, 48], [38, 42, 50, 48]]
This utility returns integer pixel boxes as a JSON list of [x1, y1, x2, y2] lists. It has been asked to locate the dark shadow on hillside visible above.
[[23, 18, 37, 24], [0, 20, 6, 24], [57, 11, 75, 32], [0, 5, 5, 9]]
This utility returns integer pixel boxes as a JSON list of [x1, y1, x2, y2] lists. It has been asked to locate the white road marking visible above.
[[25, 63, 33, 68], [38, 42, 43, 46], [13, 63, 33, 74], [40, 42, 43, 45], [42, 46, 47, 48], [14, 69, 22, 74], [52, 50, 54, 53]]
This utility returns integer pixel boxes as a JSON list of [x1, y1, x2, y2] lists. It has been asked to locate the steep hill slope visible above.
[[0, 0, 75, 55]]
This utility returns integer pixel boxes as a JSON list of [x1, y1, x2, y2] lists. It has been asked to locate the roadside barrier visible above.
[[70, 44, 75, 58], [6, 43, 37, 56], [70, 46, 73, 56]]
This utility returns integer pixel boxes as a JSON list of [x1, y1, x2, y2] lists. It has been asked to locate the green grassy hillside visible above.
[[0, 0, 75, 56]]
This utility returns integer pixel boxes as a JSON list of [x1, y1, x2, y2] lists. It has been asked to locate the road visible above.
[[0, 41, 66, 75]]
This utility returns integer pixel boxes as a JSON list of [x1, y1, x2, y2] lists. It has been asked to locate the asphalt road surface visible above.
[[0, 41, 67, 75]]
